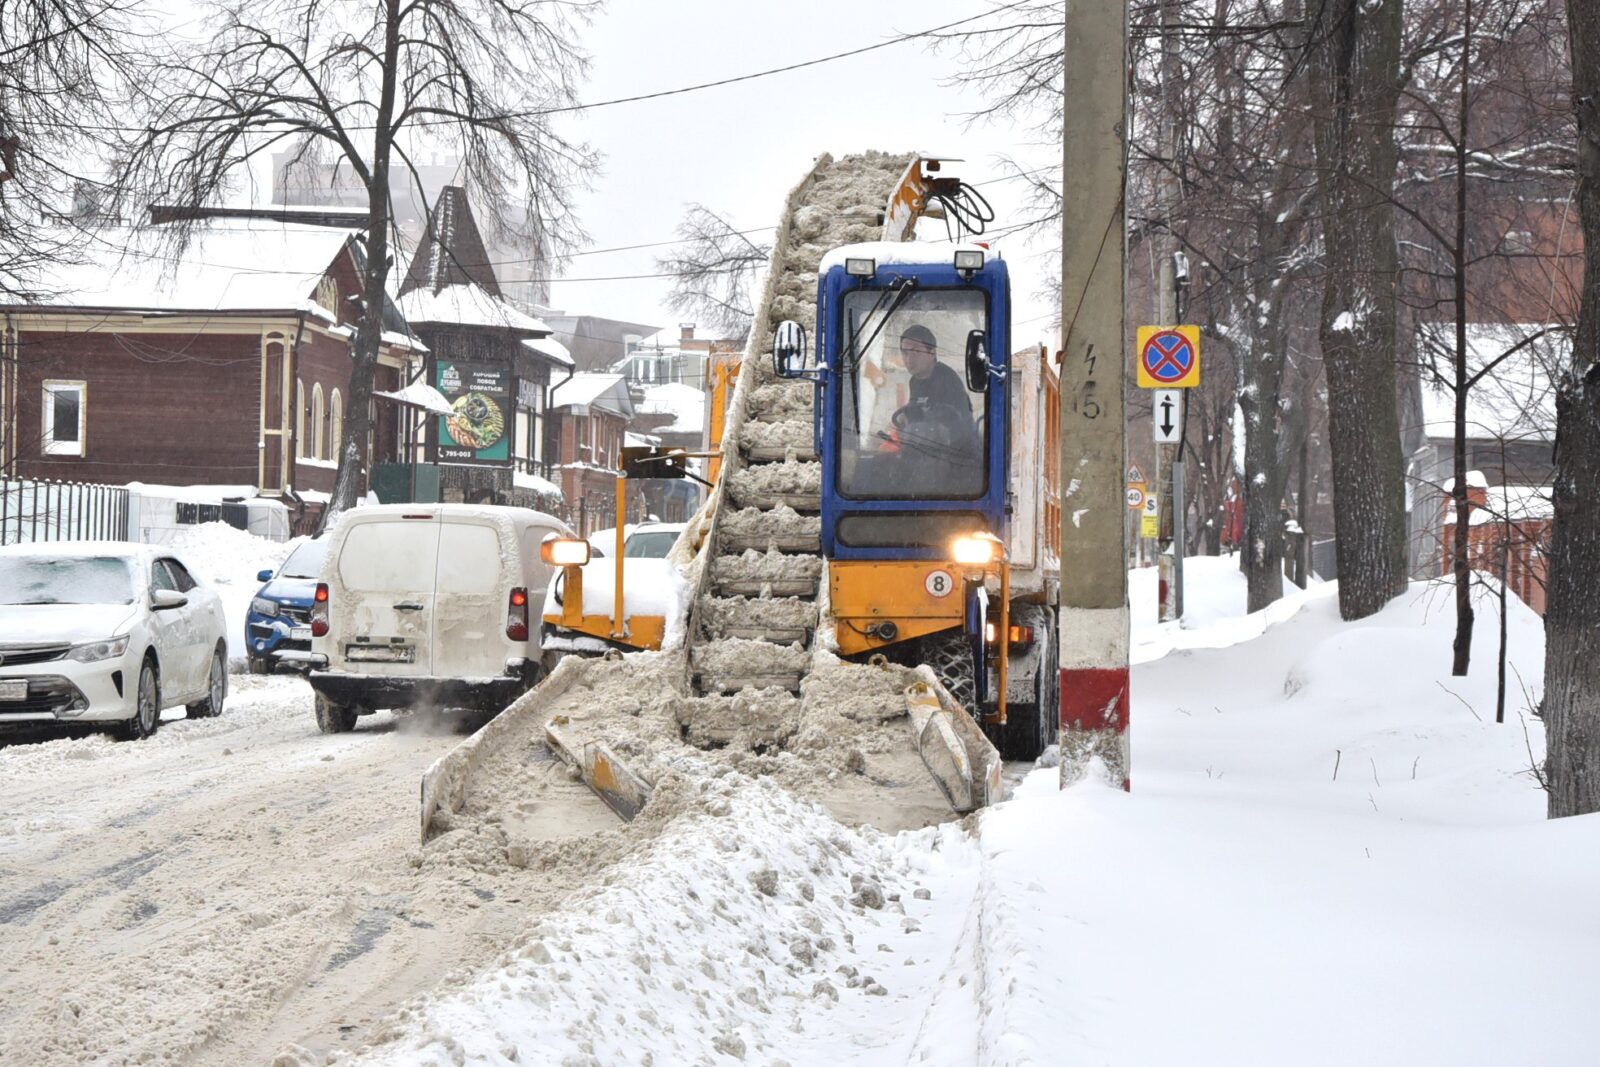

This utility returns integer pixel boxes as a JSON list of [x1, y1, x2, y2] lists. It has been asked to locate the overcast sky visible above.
[[548, 0, 1059, 348]]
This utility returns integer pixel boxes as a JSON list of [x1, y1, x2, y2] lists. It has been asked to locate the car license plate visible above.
[[345, 644, 415, 663], [291, 626, 312, 640], [0, 679, 27, 702]]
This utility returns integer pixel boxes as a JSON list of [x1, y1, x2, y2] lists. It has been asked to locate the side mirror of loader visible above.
[[772, 320, 809, 378], [965, 329, 991, 392]]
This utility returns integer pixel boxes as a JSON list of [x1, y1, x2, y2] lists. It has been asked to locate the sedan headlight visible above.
[[251, 596, 280, 616], [68, 635, 130, 663]]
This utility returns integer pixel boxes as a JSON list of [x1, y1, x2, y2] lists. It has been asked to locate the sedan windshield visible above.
[[624, 531, 679, 558], [0, 556, 136, 605], [279, 539, 329, 579]]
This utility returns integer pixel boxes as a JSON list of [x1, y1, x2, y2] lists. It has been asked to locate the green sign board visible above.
[[435, 360, 511, 465]]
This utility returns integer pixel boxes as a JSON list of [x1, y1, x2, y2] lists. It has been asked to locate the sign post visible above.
[[1136, 327, 1200, 621], [1060, 0, 1128, 791]]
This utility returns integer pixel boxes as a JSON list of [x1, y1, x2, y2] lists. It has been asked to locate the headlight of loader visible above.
[[68, 635, 130, 662], [540, 537, 591, 567], [251, 596, 280, 616], [951, 534, 1000, 566]]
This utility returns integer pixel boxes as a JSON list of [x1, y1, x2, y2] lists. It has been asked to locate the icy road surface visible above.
[[0, 675, 525, 1066]]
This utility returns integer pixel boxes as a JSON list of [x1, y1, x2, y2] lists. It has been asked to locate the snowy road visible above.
[[0, 675, 528, 1066]]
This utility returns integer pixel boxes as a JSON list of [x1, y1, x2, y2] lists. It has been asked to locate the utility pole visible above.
[[1060, 0, 1129, 790], [1155, 0, 1184, 622]]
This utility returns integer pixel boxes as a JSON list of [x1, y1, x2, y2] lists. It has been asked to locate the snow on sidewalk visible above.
[[332, 574, 1599, 1067]]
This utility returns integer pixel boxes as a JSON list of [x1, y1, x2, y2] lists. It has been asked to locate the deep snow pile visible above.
[[167, 521, 295, 663], [327, 573, 1597, 1066]]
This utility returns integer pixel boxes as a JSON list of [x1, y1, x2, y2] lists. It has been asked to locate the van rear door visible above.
[[430, 518, 507, 678], [332, 515, 440, 675]]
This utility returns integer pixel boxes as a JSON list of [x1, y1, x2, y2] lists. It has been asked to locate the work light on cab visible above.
[[844, 257, 875, 277], [540, 536, 591, 567], [954, 248, 985, 279]]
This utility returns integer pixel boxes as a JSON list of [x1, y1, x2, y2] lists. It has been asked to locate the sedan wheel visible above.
[[116, 660, 160, 741], [187, 647, 226, 719]]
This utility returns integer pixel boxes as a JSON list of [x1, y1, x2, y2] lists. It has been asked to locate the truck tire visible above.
[[994, 607, 1058, 762], [314, 692, 358, 734], [922, 631, 977, 715]]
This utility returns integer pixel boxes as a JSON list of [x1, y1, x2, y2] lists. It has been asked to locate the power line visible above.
[[26, 1, 1033, 136]]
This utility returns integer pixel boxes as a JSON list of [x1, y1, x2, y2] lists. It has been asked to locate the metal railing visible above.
[[0, 477, 131, 546]]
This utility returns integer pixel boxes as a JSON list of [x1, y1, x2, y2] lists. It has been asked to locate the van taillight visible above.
[[506, 587, 529, 641], [311, 582, 330, 637]]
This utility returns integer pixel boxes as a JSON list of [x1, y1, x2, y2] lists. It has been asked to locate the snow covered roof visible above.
[[625, 431, 661, 448], [1413, 323, 1563, 444], [373, 382, 455, 416], [398, 281, 553, 335], [636, 382, 706, 434], [523, 336, 574, 367], [550, 372, 634, 417], [818, 240, 996, 274], [512, 469, 563, 499], [5, 221, 359, 315]]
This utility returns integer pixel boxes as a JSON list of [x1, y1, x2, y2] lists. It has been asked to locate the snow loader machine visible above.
[[419, 154, 1061, 846]]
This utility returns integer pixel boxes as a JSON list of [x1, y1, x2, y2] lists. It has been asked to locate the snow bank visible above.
[[168, 522, 295, 664], [340, 568, 1593, 1067]]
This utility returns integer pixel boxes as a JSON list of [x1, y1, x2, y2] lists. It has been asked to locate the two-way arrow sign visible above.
[[1152, 388, 1182, 444]]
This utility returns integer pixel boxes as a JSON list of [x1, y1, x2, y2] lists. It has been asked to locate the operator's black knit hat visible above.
[[900, 324, 937, 349]]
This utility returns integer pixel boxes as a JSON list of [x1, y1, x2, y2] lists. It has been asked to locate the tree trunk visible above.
[[323, 0, 404, 531], [1545, 0, 1600, 817], [1450, 0, 1475, 677], [1309, 0, 1410, 621]]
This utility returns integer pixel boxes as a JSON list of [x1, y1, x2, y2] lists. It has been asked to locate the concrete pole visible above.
[[1060, 0, 1129, 790]]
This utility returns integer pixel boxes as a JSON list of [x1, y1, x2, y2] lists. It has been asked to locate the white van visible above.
[[306, 504, 570, 733]]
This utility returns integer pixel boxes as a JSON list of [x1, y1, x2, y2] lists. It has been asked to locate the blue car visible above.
[[245, 538, 329, 674]]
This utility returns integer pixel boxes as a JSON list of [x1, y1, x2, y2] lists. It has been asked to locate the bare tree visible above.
[[121, 0, 599, 524], [1544, 0, 1600, 817], [0, 0, 142, 296], [654, 205, 771, 342]]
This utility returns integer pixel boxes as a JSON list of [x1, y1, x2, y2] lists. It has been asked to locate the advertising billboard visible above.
[[435, 360, 512, 465]]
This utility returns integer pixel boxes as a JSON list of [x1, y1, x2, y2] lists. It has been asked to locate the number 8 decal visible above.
[[925, 569, 954, 598]]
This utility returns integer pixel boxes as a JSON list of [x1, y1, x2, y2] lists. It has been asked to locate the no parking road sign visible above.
[[1136, 326, 1201, 389]]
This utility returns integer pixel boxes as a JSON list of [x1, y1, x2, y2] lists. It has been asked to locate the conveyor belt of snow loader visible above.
[[419, 153, 1000, 847]]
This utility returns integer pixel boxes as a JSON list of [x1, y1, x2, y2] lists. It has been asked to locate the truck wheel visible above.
[[995, 609, 1057, 762], [314, 692, 358, 734], [922, 631, 977, 715]]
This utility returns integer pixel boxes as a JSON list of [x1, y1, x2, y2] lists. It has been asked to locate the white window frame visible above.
[[42, 379, 87, 457]]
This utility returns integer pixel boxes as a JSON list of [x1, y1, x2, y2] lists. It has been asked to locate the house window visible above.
[[42, 380, 86, 457], [311, 383, 325, 460], [330, 389, 343, 460], [296, 379, 306, 459], [315, 276, 339, 316]]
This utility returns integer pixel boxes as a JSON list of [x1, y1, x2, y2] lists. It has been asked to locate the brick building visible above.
[[1439, 473, 1550, 614], [0, 219, 419, 528], [547, 373, 635, 536]]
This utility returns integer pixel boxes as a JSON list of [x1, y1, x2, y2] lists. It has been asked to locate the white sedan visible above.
[[0, 542, 229, 740]]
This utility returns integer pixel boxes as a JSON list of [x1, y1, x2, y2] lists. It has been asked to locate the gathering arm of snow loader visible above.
[[421, 154, 1059, 845]]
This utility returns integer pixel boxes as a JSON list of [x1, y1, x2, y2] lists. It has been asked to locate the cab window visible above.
[[837, 288, 987, 500]]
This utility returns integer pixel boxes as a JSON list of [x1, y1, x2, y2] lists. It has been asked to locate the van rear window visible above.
[[436, 522, 502, 595], [338, 522, 439, 593]]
